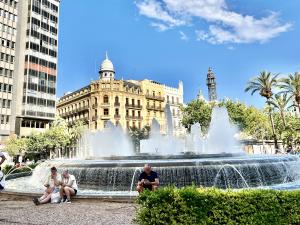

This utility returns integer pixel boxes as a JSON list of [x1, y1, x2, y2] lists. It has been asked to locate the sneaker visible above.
[[62, 198, 67, 203], [32, 197, 40, 206], [66, 199, 71, 204]]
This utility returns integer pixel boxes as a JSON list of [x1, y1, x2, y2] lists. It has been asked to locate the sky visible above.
[[57, 0, 300, 108]]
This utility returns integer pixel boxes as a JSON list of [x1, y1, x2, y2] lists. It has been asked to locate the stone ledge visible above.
[[0, 190, 137, 203]]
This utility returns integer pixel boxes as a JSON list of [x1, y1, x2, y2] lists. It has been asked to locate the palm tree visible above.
[[279, 72, 300, 112], [245, 71, 279, 149], [269, 93, 293, 128]]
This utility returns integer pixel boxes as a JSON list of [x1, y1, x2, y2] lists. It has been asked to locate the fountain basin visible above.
[[5, 154, 300, 195]]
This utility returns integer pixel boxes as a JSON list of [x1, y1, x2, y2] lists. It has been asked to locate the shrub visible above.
[[135, 187, 300, 225], [2, 163, 38, 175]]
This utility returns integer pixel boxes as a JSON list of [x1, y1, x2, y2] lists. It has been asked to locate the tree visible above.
[[181, 99, 213, 133], [245, 71, 279, 149], [220, 99, 272, 140], [68, 120, 85, 145], [4, 136, 28, 156], [279, 72, 300, 111], [129, 126, 150, 153], [269, 93, 293, 128]]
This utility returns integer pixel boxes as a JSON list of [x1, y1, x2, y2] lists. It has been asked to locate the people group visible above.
[[33, 167, 78, 205], [0, 150, 159, 204]]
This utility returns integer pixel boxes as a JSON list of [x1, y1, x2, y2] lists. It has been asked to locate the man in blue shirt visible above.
[[137, 164, 159, 193]]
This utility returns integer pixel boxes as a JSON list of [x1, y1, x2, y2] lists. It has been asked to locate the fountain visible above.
[[4, 106, 300, 197]]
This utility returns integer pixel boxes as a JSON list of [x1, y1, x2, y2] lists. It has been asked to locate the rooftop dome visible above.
[[100, 52, 114, 72]]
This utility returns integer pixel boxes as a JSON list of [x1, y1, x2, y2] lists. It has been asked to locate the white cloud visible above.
[[179, 31, 188, 40], [151, 22, 169, 31], [135, 0, 292, 44]]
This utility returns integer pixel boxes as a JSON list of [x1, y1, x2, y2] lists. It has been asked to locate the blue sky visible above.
[[57, 0, 300, 108]]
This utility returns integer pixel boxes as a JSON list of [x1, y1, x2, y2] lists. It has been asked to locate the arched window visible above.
[[103, 95, 109, 103], [115, 96, 119, 104]]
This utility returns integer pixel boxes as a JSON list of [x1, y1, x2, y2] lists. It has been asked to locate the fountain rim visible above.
[[47, 154, 299, 168]]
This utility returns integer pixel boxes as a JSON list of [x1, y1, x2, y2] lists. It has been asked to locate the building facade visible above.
[[0, 0, 60, 142], [164, 81, 185, 136], [57, 55, 184, 134], [0, 0, 18, 141]]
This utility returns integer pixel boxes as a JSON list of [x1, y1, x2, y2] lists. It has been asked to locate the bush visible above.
[[2, 163, 38, 175], [135, 187, 300, 225]]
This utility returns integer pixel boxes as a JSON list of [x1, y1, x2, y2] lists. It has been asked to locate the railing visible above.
[[126, 115, 143, 120], [100, 115, 110, 119], [145, 94, 165, 101], [92, 103, 98, 109], [114, 102, 120, 107], [114, 114, 121, 119], [125, 103, 142, 109], [146, 105, 164, 111], [92, 116, 98, 121], [101, 102, 110, 107]]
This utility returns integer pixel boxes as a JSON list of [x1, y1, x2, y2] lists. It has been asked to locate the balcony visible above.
[[101, 102, 110, 107], [114, 102, 120, 107], [114, 114, 121, 119], [146, 94, 165, 102], [100, 115, 110, 120], [126, 115, 143, 120], [125, 103, 142, 109], [146, 105, 164, 111], [92, 116, 98, 121], [92, 103, 98, 109], [76, 105, 89, 112]]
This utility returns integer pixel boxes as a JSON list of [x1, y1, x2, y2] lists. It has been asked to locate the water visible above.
[[5, 107, 300, 196], [140, 104, 185, 155], [77, 121, 134, 158], [204, 107, 241, 154]]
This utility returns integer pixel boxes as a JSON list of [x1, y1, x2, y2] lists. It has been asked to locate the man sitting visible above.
[[137, 164, 159, 193], [60, 170, 78, 203], [33, 167, 61, 205]]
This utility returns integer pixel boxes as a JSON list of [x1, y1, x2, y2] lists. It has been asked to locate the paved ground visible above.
[[0, 195, 137, 225]]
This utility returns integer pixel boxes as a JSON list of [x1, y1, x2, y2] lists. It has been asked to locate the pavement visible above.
[[0, 195, 137, 225]]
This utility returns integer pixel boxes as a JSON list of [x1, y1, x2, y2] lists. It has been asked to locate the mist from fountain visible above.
[[204, 106, 241, 154], [186, 123, 203, 154], [140, 104, 185, 155], [77, 121, 134, 158]]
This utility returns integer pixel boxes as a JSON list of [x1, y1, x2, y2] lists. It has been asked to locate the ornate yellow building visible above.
[[57, 54, 183, 133]]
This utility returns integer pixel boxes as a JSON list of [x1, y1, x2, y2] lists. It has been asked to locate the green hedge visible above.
[[135, 187, 300, 225]]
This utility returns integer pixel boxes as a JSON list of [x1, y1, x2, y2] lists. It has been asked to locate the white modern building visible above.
[[0, 0, 60, 142], [164, 81, 185, 136]]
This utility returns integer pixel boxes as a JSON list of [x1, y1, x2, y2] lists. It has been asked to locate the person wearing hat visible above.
[[33, 167, 61, 205]]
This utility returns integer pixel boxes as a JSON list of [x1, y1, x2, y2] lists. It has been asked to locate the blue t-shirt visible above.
[[138, 171, 158, 182]]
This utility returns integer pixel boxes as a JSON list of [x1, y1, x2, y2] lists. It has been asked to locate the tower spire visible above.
[[206, 67, 217, 101], [105, 51, 108, 60]]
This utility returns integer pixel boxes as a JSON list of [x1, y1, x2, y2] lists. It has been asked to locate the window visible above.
[[115, 108, 119, 116], [137, 100, 141, 107], [104, 108, 109, 115], [132, 99, 135, 105], [103, 95, 109, 103], [115, 96, 119, 103]]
